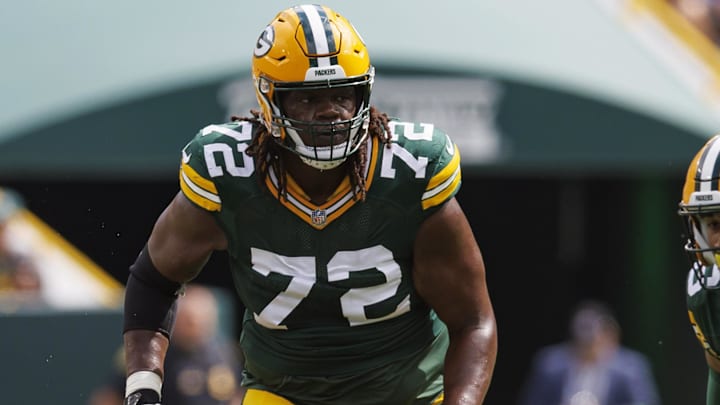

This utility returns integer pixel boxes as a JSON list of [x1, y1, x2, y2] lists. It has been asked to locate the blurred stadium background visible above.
[[1, 0, 719, 403]]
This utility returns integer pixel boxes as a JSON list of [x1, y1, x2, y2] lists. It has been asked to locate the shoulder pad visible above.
[[384, 120, 462, 211], [179, 121, 258, 212]]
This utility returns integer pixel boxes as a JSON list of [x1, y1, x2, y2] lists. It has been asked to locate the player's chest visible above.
[[225, 195, 417, 256]]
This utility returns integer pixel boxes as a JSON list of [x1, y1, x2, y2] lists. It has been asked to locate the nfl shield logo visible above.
[[311, 209, 327, 225]]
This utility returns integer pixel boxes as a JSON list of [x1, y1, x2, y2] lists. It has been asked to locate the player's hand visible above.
[[123, 389, 161, 405]]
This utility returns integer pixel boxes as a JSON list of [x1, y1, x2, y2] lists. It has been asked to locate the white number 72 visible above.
[[250, 245, 411, 329]]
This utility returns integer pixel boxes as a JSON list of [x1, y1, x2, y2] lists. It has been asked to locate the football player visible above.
[[679, 134, 720, 405], [122, 4, 497, 405]]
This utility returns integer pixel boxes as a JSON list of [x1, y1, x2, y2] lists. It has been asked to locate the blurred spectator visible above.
[[88, 284, 244, 405], [0, 187, 45, 312], [670, 0, 720, 45], [518, 300, 660, 405]]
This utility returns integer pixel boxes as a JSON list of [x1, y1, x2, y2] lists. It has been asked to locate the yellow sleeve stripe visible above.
[[179, 164, 221, 212], [422, 164, 461, 210], [421, 145, 461, 210], [427, 144, 460, 190], [181, 162, 218, 194]]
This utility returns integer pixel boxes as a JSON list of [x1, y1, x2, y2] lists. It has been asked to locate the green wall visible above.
[[1, 309, 123, 404]]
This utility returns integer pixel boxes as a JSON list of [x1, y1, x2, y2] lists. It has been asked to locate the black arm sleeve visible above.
[[123, 245, 184, 338]]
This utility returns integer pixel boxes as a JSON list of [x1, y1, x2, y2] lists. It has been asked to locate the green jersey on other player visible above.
[[687, 264, 720, 359]]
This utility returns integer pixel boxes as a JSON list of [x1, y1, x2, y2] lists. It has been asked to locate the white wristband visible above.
[[125, 371, 163, 399]]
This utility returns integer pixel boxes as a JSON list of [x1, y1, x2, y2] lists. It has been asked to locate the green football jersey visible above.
[[687, 264, 720, 359], [178, 119, 461, 403]]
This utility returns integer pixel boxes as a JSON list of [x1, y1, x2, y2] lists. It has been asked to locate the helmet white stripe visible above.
[[299, 4, 333, 67], [699, 137, 720, 192]]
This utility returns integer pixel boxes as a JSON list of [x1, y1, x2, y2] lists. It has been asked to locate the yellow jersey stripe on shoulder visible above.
[[422, 164, 461, 210], [180, 164, 221, 211], [427, 144, 460, 190], [181, 162, 218, 194], [422, 146, 461, 210]]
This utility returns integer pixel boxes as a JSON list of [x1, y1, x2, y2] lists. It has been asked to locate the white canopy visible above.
[[1, 0, 718, 173]]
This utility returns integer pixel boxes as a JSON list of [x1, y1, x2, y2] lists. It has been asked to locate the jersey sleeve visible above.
[[178, 121, 257, 213], [385, 121, 463, 218], [420, 128, 462, 215], [178, 127, 223, 213]]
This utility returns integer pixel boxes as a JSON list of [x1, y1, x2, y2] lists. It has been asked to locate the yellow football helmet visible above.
[[252, 4, 374, 170], [679, 134, 720, 287]]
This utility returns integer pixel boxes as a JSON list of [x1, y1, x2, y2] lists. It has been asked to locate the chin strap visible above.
[[299, 155, 346, 170]]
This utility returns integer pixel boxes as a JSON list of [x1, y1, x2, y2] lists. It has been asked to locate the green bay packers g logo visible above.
[[254, 26, 274, 57]]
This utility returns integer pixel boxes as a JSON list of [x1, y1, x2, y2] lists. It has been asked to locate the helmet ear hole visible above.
[[259, 78, 271, 94]]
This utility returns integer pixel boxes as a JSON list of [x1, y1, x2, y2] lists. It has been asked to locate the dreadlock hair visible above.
[[233, 106, 393, 202]]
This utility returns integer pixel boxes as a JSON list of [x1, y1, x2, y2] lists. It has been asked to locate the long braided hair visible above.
[[233, 106, 393, 202]]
